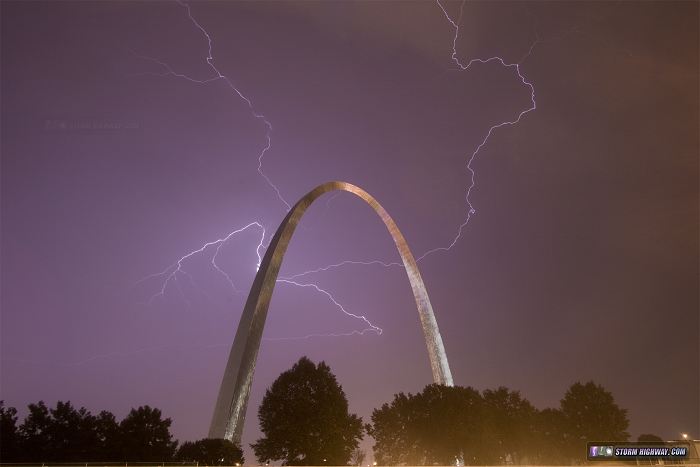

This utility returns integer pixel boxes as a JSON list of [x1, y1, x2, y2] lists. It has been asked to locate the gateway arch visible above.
[[209, 181, 454, 443]]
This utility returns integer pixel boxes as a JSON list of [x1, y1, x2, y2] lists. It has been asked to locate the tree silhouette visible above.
[[17, 401, 52, 460], [368, 384, 483, 465], [368, 382, 629, 466], [92, 410, 121, 461], [560, 381, 630, 462], [412, 385, 483, 465], [50, 401, 101, 461], [252, 356, 364, 465], [119, 405, 178, 461], [0, 401, 21, 461], [176, 438, 244, 465], [3, 401, 179, 462], [16, 401, 111, 462], [479, 387, 538, 464], [528, 408, 569, 464], [367, 392, 416, 465]]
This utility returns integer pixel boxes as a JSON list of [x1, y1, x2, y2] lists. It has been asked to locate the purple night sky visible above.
[[2, 0, 698, 458]]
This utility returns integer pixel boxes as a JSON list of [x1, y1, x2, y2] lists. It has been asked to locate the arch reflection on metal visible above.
[[209, 181, 454, 443]]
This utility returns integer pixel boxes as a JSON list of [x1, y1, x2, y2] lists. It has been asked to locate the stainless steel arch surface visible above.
[[209, 181, 454, 443]]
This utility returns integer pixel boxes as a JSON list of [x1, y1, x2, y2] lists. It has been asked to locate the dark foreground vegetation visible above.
[[1, 356, 651, 465], [252, 357, 632, 465], [0, 402, 243, 464], [367, 382, 628, 465]]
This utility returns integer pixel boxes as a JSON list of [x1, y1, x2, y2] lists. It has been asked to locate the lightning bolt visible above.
[[137, 0, 539, 341], [276, 279, 383, 337], [280, 260, 402, 281], [138, 221, 265, 304], [290, 0, 539, 280], [184, 0, 290, 210], [135, 0, 380, 340], [414, 0, 537, 260]]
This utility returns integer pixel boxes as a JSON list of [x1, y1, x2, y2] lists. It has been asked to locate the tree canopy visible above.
[[368, 381, 630, 465], [368, 384, 483, 465], [0, 400, 183, 463], [12, 400, 117, 462], [119, 405, 178, 461], [176, 438, 244, 465], [0, 379, 632, 465], [0, 401, 21, 461], [558, 381, 629, 459], [252, 356, 364, 465]]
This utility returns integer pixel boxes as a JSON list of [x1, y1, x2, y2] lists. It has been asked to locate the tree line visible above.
[[252, 357, 640, 466], [1, 356, 657, 465], [0, 401, 243, 464], [367, 382, 629, 465]]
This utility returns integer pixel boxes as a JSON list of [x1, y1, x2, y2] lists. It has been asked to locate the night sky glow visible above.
[[1, 0, 698, 459]]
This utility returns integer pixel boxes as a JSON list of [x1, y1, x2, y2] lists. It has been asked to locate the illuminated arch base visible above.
[[209, 181, 454, 443]]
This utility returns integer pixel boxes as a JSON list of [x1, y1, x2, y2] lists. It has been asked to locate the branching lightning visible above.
[[413, 0, 537, 260], [136, 0, 380, 340], [290, 0, 539, 279], [139, 222, 265, 303], [138, 0, 539, 340]]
